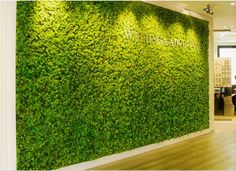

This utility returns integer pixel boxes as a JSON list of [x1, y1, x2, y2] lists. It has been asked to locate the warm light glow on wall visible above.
[[32, 1, 69, 36], [16, 1, 209, 170]]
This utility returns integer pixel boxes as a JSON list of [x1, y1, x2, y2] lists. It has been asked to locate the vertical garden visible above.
[[16, 1, 209, 170]]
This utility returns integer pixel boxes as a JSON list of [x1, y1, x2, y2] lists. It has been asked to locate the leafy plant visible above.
[[16, 1, 209, 170]]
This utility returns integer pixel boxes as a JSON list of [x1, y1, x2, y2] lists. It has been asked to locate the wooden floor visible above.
[[215, 115, 236, 121], [92, 131, 236, 170]]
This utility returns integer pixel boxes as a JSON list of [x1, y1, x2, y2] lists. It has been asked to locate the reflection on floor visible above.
[[92, 131, 236, 170], [214, 115, 236, 121]]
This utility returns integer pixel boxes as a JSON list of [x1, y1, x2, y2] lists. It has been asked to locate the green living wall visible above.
[[16, 1, 209, 170]]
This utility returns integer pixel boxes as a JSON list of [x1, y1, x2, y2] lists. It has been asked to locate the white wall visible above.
[[0, 1, 16, 170]]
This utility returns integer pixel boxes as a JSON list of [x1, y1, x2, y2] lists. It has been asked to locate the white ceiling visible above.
[[164, 1, 236, 30], [150, 1, 236, 43]]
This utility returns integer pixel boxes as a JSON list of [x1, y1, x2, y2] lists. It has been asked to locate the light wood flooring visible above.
[[215, 115, 236, 121], [92, 131, 236, 170]]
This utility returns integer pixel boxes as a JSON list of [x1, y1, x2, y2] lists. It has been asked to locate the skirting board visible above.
[[58, 128, 212, 171]]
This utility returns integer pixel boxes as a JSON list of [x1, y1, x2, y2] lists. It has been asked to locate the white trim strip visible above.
[[0, 1, 16, 170]]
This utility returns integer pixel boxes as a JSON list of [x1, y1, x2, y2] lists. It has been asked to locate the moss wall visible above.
[[16, 1, 209, 170]]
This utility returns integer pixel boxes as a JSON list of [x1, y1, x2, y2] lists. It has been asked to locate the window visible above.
[[217, 46, 236, 85], [218, 46, 236, 57]]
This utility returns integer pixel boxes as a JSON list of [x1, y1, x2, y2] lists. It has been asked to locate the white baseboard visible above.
[[58, 128, 212, 171]]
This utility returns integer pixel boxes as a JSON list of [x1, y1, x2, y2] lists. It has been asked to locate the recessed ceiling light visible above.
[[224, 25, 234, 29], [230, 2, 236, 6], [231, 29, 236, 32]]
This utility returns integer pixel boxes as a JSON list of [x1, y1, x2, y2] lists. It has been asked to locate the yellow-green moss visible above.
[[16, 1, 209, 170]]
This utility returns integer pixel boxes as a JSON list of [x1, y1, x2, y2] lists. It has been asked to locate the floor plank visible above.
[[92, 131, 236, 170], [215, 115, 236, 121]]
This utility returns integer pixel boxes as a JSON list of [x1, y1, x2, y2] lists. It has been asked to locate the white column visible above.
[[0, 1, 16, 170], [209, 16, 215, 130]]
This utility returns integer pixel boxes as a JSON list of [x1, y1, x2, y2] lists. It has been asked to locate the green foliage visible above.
[[16, 1, 209, 170]]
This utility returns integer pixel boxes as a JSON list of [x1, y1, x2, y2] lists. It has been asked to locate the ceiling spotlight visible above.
[[203, 4, 214, 15], [230, 2, 236, 6], [224, 25, 234, 29]]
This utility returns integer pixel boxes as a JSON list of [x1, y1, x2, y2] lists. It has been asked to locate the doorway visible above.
[[214, 45, 236, 121]]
